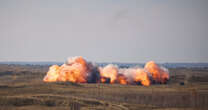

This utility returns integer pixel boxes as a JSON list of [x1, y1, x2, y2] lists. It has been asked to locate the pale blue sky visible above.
[[0, 0, 208, 63]]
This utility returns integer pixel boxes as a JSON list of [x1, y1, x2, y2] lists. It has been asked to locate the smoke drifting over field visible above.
[[43, 56, 169, 86]]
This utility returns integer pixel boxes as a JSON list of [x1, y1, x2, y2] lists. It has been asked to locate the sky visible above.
[[0, 0, 208, 63]]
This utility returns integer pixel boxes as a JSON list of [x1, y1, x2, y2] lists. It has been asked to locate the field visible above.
[[0, 64, 208, 110]]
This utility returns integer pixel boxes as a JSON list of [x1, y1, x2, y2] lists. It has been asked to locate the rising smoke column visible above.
[[43, 56, 169, 86]]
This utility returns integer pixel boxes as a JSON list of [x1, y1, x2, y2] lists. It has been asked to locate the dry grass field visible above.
[[0, 64, 208, 110]]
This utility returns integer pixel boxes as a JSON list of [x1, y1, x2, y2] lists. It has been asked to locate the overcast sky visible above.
[[0, 0, 208, 63]]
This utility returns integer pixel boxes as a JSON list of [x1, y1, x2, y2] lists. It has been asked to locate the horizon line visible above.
[[1, 61, 208, 64]]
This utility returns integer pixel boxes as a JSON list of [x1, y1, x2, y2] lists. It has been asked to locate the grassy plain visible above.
[[0, 64, 207, 110]]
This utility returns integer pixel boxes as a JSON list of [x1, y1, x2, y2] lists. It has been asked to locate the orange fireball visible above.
[[43, 65, 60, 82], [145, 61, 169, 83], [43, 56, 170, 86], [99, 64, 118, 84], [117, 74, 127, 85], [43, 56, 89, 83], [134, 69, 150, 86]]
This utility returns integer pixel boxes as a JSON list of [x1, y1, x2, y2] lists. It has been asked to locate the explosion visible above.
[[145, 61, 169, 84], [99, 64, 118, 84], [134, 69, 151, 86], [43, 56, 169, 86], [44, 56, 90, 83]]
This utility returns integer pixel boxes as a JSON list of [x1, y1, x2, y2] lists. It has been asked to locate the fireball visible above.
[[43, 56, 170, 86], [99, 64, 118, 83], [145, 61, 169, 83]]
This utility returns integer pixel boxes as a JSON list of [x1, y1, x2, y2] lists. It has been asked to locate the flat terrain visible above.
[[0, 64, 208, 110]]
